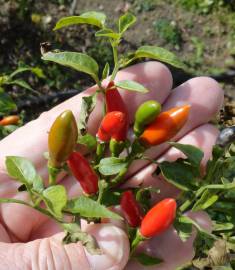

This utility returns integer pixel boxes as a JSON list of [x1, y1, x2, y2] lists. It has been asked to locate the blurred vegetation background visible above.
[[0, 0, 235, 138]]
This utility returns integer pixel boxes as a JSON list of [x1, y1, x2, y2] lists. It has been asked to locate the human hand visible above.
[[0, 61, 223, 270]]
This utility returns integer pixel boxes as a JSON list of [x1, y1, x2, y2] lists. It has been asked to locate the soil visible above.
[[0, 0, 235, 125]]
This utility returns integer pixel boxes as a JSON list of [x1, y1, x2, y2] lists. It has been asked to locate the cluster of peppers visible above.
[[47, 81, 190, 251]]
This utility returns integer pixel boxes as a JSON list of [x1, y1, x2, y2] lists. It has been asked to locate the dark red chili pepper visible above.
[[140, 198, 177, 238], [120, 190, 142, 227], [97, 111, 127, 142], [67, 151, 98, 194], [105, 81, 129, 141]]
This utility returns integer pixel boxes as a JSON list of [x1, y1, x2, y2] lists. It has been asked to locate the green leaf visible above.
[[65, 195, 122, 220], [43, 185, 67, 219], [135, 253, 163, 266], [135, 45, 186, 69], [102, 62, 110, 80], [33, 174, 44, 193], [174, 215, 193, 242], [98, 157, 127, 176], [95, 29, 120, 39], [159, 159, 198, 191], [213, 222, 234, 232], [169, 142, 204, 168], [0, 92, 17, 114], [77, 133, 97, 151], [118, 12, 136, 33], [62, 223, 101, 255], [6, 79, 35, 93], [9, 66, 45, 79], [77, 93, 97, 135], [5, 156, 37, 185], [192, 190, 218, 211], [115, 80, 149, 93], [42, 51, 99, 82], [54, 12, 106, 30]]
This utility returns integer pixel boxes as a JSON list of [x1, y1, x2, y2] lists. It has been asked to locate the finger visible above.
[[0, 61, 172, 194], [126, 76, 223, 178], [0, 224, 129, 270], [123, 124, 219, 198], [125, 211, 211, 270]]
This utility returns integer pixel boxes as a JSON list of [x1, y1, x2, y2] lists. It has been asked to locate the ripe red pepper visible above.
[[140, 198, 177, 238], [105, 81, 129, 141], [97, 111, 127, 142], [140, 105, 190, 146], [120, 190, 142, 227], [67, 152, 98, 194]]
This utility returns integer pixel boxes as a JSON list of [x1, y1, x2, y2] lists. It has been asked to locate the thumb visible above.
[[0, 224, 130, 270]]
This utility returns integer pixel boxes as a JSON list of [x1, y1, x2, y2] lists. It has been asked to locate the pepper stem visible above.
[[48, 163, 60, 186], [130, 230, 146, 256]]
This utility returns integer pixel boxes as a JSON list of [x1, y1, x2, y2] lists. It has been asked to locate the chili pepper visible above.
[[121, 190, 142, 227], [134, 100, 161, 136], [140, 105, 190, 146], [48, 110, 78, 168], [97, 111, 127, 142], [140, 198, 177, 238], [67, 151, 98, 194], [0, 115, 20, 126], [105, 81, 129, 141]]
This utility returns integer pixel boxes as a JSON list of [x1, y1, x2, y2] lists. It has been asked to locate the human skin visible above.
[[0, 61, 223, 269]]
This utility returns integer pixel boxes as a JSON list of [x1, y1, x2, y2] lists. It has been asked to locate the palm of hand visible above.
[[0, 62, 223, 270]]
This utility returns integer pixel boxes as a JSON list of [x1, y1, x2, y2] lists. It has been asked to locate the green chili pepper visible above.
[[48, 110, 78, 168], [134, 100, 161, 136]]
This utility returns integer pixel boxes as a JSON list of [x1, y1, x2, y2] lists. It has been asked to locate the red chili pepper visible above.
[[67, 151, 98, 194], [105, 81, 129, 141], [97, 111, 127, 142], [140, 198, 177, 238], [120, 190, 142, 227], [140, 105, 190, 146], [0, 115, 20, 126]]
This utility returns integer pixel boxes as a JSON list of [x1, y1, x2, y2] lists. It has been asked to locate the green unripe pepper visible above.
[[48, 110, 78, 168], [134, 100, 161, 136]]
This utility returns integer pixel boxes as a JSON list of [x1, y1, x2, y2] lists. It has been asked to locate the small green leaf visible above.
[[99, 157, 127, 176], [169, 142, 204, 168], [43, 185, 67, 219], [5, 156, 37, 185], [95, 29, 120, 39], [118, 12, 136, 33], [135, 253, 163, 266], [0, 92, 17, 114], [6, 79, 35, 93], [33, 174, 44, 193], [159, 159, 198, 191], [77, 133, 97, 151], [42, 51, 99, 82], [102, 62, 110, 80], [115, 80, 149, 93], [65, 195, 122, 220], [54, 12, 106, 30], [9, 66, 45, 79], [77, 93, 97, 135], [192, 190, 218, 211], [213, 222, 234, 232], [174, 215, 193, 242], [62, 223, 102, 255], [135, 45, 185, 69]]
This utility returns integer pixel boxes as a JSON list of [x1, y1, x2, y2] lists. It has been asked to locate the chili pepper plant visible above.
[[2, 11, 235, 268]]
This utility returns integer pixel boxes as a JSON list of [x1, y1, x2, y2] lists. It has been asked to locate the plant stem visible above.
[[110, 44, 119, 81]]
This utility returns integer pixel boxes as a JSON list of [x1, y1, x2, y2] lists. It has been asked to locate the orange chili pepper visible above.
[[0, 115, 20, 126], [140, 105, 190, 146]]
